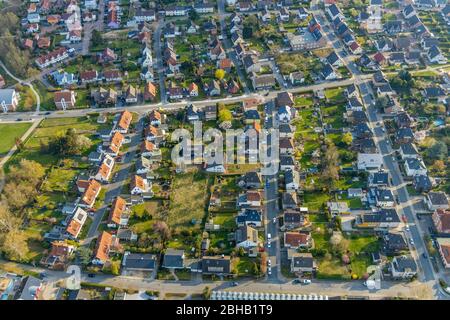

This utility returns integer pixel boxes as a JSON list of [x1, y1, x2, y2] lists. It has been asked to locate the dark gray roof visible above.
[[292, 253, 314, 268], [400, 143, 418, 155], [280, 155, 295, 166], [123, 253, 157, 270], [427, 192, 448, 205], [371, 172, 389, 185], [162, 249, 185, 268], [405, 158, 425, 170], [393, 255, 417, 272], [202, 256, 231, 274]]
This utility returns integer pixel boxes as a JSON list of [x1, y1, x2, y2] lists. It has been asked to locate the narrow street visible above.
[[217, 0, 250, 94], [153, 19, 167, 104], [84, 116, 144, 244]]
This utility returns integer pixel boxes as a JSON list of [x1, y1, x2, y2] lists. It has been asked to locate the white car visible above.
[[267, 260, 271, 267], [410, 239, 414, 245], [273, 217, 277, 224], [267, 268, 272, 275], [405, 225, 410, 232], [267, 241, 271, 248], [267, 233, 271, 239], [301, 279, 311, 285]]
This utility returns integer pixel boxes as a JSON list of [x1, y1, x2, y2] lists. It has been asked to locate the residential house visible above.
[[368, 171, 389, 188], [107, 131, 125, 156], [94, 154, 115, 182], [40, 241, 75, 270], [280, 155, 295, 171], [436, 238, 450, 269], [283, 209, 305, 230], [0, 89, 19, 112], [235, 225, 259, 249], [107, 197, 129, 228], [290, 253, 316, 273], [284, 232, 312, 249], [236, 209, 262, 227], [289, 71, 305, 85], [413, 174, 433, 193], [280, 138, 294, 154], [116, 110, 133, 134], [357, 153, 383, 171], [130, 175, 150, 195], [282, 192, 298, 209], [79, 179, 101, 208], [285, 169, 300, 191], [201, 256, 232, 275], [251, 73, 276, 90], [432, 209, 450, 234], [358, 208, 401, 229], [122, 252, 157, 273], [391, 255, 417, 280], [399, 143, 419, 160], [383, 232, 408, 255], [125, 86, 138, 104], [35, 47, 69, 69], [162, 249, 185, 269], [103, 70, 122, 82], [239, 171, 262, 189], [144, 82, 157, 101], [92, 231, 121, 265], [327, 202, 350, 215], [427, 45, 447, 64], [65, 207, 88, 239], [321, 63, 337, 80], [426, 192, 449, 211], [396, 127, 415, 144], [404, 158, 427, 177]]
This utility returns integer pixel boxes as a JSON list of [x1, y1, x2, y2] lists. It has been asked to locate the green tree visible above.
[[202, 286, 211, 300], [218, 109, 232, 123], [342, 132, 353, 145], [188, 8, 199, 21], [91, 30, 103, 47], [426, 141, 447, 161], [77, 246, 93, 266], [215, 69, 226, 80], [1, 228, 29, 261]]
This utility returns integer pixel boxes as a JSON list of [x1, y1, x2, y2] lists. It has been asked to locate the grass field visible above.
[[168, 168, 210, 229], [0, 123, 32, 158]]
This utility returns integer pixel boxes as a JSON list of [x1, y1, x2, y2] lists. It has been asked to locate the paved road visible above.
[[84, 117, 144, 243], [0, 76, 372, 122], [218, 0, 250, 94], [0, 259, 434, 299], [153, 18, 167, 104], [263, 100, 281, 281], [357, 71, 445, 299]]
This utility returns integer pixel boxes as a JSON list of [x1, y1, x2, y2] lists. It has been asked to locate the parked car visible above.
[[301, 279, 311, 285]]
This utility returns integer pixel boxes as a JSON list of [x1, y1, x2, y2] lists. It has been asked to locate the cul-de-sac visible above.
[[0, 0, 449, 301]]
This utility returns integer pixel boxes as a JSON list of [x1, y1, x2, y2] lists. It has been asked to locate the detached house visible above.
[[65, 208, 88, 239], [92, 231, 121, 265], [116, 110, 133, 134], [95, 154, 115, 182], [235, 225, 259, 249], [107, 197, 129, 228], [130, 175, 150, 195], [0, 89, 19, 112], [284, 232, 312, 249], [79, 179, 102, 208], [426, 192, 449, 211]]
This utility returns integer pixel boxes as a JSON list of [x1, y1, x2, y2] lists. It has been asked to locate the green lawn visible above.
[[168, 169, 210, 229], [303, 192, 330, 212], [324, 87, 345, 103], [0, 123, 32, 157]]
